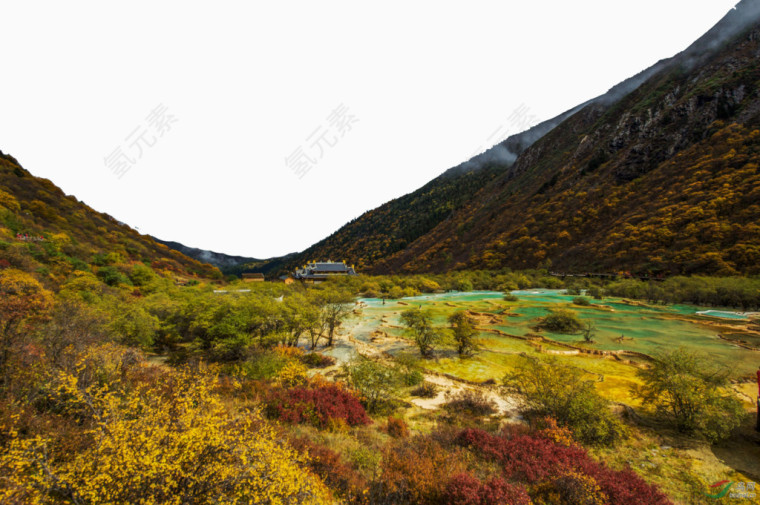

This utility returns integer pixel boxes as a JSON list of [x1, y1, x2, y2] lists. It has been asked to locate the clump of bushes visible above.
[[371, 436, 468, 504], [586, 285, 604, 299], [277, 361, 308, 386], [455, 428, 672, 505], [402, 369, 424, 386], [444, 389, 498, 417], [503, 293, 519, 302], [635, 348, 746, 442], [264, 384, 371, 428], [504, 356, 625, 445], [573, 296, 591, 306], [237, 350, 291, 380], [344, 359, 401, 413], [532, 471, 608, 505], [536, 308, 583, 333], [300, 352, 336, 369], [411, 382, 438, 398], [387, 416, 410, 438], [444, 473, 532, 505], [288, 437, 368, 501]]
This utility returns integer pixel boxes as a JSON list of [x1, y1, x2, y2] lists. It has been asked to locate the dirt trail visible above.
[[410, 374, 521, 418]]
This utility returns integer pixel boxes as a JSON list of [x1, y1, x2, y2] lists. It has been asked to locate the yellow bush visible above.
[[278, 361, 308, 387], [0, 366, 330, 504], [274, 345, 304, 359], [0, 189, 20, 212]]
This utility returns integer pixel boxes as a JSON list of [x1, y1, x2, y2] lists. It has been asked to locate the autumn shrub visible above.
[[289, 437, 368, 501], [444, 389, 498, 417], [455, 428, 672, 505], [411, 382, 438, 398], [300, 352, 336, 368], [278, 360, 308, 386], [387, 416, 409, 438], [444, 473, 532, 505], [275, 344, 304, 359], [0, 366, 331, 504], [0, 268, 53, 385], [532, 471, 607, 505], [533, 416, 575, 447], [264, 384, 371, 428], [503, 293, 519, 302], [372, 436, 467, 505]]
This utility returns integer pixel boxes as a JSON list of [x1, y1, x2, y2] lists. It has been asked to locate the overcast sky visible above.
[[0, 1, 739, 258]]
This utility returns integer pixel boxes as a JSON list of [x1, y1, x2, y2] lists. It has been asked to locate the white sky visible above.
[[0, 1, 739, 258]]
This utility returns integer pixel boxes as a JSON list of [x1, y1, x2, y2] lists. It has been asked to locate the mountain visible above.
[[280, 0, 760, 277], [265, 99, 623, 275], [376, 0, 760, 276], [151, 237, 299, 277], [151, 237, 259, 269], [0, 153, 223, 286]]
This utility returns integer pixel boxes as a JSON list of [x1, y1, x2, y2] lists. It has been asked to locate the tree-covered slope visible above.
[[290, 164, 506, 271], [375, 1, 760, 276], [273, 1, 760, 278], [0, 153, 222, 287]]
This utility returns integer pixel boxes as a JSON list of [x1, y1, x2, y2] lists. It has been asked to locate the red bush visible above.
[[289, 437, 367, 500], [455, 428, 672, 505], [387, 416, 409, 438], [375, 436, 467, 505], [445, 473, 532, 505], [264, 384, 371, 428]]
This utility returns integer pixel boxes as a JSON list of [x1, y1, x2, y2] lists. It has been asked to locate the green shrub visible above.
[[96, 266, 131, 287], [537, 309, 583, 334], [402, 369, 424, 387], [411, 382, 438, 398], [586, 286, 603, 299], [572, 296, 591, 306], [635, 348, 746, 442], [565, 286, 581, 296], [344, 359, 401, 413], [240, 350, 290, 380], [504, 356, 625, 445]]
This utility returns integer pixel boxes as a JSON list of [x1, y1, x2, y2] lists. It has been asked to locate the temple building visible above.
[[294, 260, 357, 283]]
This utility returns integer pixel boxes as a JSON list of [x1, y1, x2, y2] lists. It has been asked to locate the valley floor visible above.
[[313, 289, 760, 504]]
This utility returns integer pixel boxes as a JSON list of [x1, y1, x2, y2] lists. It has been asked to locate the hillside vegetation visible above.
[[0, 153, 222, 288], [283, 2, 760, 277]]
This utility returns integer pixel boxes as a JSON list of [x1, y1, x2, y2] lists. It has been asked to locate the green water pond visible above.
[[356, 290, 759, 379]]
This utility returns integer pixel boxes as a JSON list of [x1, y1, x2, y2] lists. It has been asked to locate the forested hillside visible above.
[[381, 6, 760, 276], [0, 153, 222, 287], [278, 0, 760, 277], [293, 164, 505, 270]]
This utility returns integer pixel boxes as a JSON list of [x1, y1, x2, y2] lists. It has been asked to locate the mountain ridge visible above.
[[244, 0, 760, 277], [375, 0, 760, 275]]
